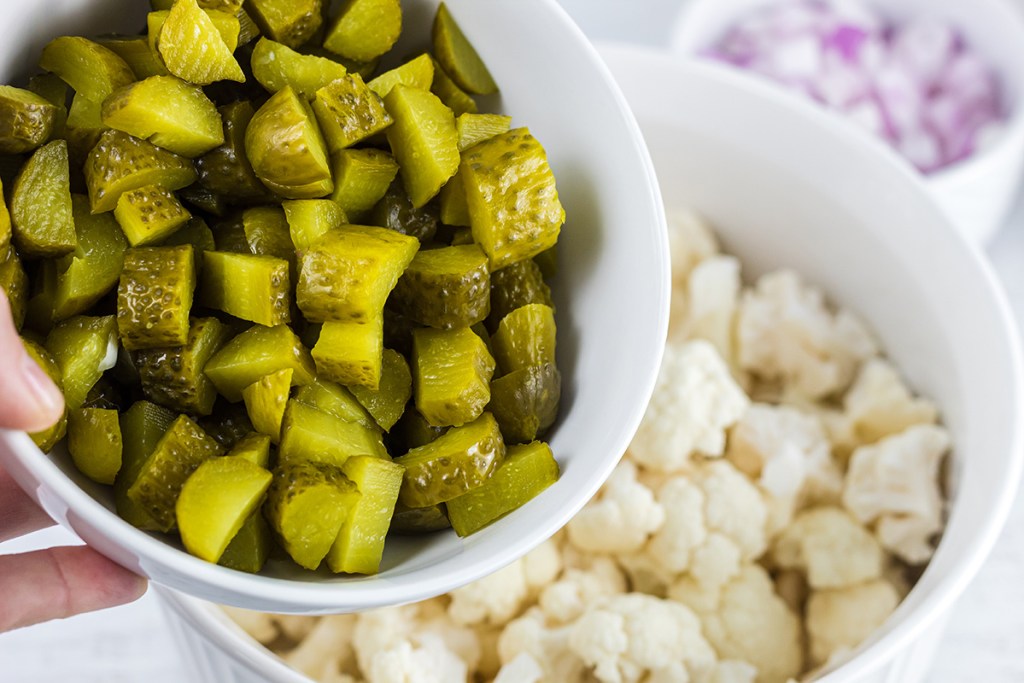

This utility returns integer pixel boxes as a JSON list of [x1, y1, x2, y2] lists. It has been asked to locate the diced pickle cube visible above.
[[22, 339, 68, 452], [283, 199, 347, 252], [463, 128, 565, 269], [368, 54, 434, 99], [251, 37, 347, 99], [395, 412, 505, 507], [432, 3, 498, 95], [492, 303, 557, 374], [85, 130, 198, 214], [488, 259, 552, 330], [176, 456, 273, 563], [447, 441, 558, 536], [114, 185, 192, 247], [127, 415, 224, 532], [219, 510, 272, 573], [312, 74, 393, 153], [456, 113, 512, 152], [99, 36, 169, 79], [247, 0, 323, 49], [226, 432, 272, 469], [327, 455, 404, 574], [157, 0, 245, 85], [330, 149, 399, 220], [0, 249, 27, 329], [133, 317, 232, 416], [241, 368, 293, 443], [116, 400, 176, 529], [489, 363, 561, 444], [148, 9, 242, 56], [349, 348, 411, 432], [265, 461, 360, 570], [370, 179, 439, 243], [431, 59, 477, 117], [204, 324, 316, 402], [197, 102, 271, 202], [312, 314, 384, 389], [117, 245, 195, 351], [278, 399, 387, 468], [392, 408, 448, 453], [297, 224, 418, 323], [54, 195, 128, 321], [323, 0, 402, 62], [45, 314, 118, 410], [39, 36, 134, 103], [11, 140, 76, 258], [393, 245, 490, 329], [293, 378, 375, 429], [198, 252, 291, 327], [0, 86, 58, 154], [384, 85, 459, 208], [412, 326, 495, 427], [242, 206, 295, 261], [68, 407, 123, 485], [65, 93, 108, 163]]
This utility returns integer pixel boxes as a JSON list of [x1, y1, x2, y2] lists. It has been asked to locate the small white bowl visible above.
[[671, 0, 1024, 245], [0, 0, 670, 613]]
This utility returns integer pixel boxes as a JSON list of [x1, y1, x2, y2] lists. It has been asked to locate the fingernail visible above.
[[21, 352, 65, 426]]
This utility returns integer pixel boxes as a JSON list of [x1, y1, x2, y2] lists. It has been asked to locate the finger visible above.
[[0, 294, 65, 433], [0, 465, 55, 542], [0, 546, 147, 632]]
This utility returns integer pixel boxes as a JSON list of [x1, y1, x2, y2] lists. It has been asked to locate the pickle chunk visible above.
[[278, 398, 386, 468], [312, 315, 384, 390], [204, 324, 316, 401], [413, 327, 495, 427], [68, 408, 123, 485], [117, 245, 195, 351], [45, 315, 118, 410], [492, 303, 556, 374], [199, 252, 291, 326], [330, 149, 399, 220], [114, 185, 192, 247], [247, 0, 323, 49], [11, 140, 76, 258], [251, 37, 347, 99], [385, 85, 459, 208], [323, 0, 402, 62], [293, 378, 375, 428], [283, 199, 347, 252], [115, 401, 176, 529], [432, 3, 498, 95], [393, 245, 489, 329], [85, 130, 198, 214], [312, 75, 393, 153], [197, 102, 270, 203], [241, 368, 293, 443], [40, 37, 134, 103], [157, 0, 246, 85], [369, 54, 434, 99], [328, 455, 404, 574], [0, 86, 58, 154], [489, 363, 561, 444], [53, 195, 128, 322], [349, 348, 411, 431], [219, 511, 272, 573]]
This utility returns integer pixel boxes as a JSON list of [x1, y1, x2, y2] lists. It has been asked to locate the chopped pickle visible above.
[[199, 252, 291, 326], [438, 171, 469, 227], [384, 85, 459, 208], [395, 412, 504, 507], [65, 93, 109, 164], [0, 248, 28, 329], [113, 185, 192, 247], [101, 76, 224, 158], [23, 339, 68, 452], [447, 441, 558, 536], [489, 363, 560, 444], [247, 0, 323, 49], [11, 140, 76, 258], [157, 0, 245, 85], [176, 456, 273, 563], [241, 368, 293, 443], [0, 86, 58, 154], [219, 510, 272, 573], [349, 348, 411, 432], [242, 206, 294, 261], [312, 314, 384, 389], [85, 129, 198, 214], [392, 408, 447, 452], [204, 323, 316, 402], [245, 86, 334, 199], [293, 378, 375, 429], [283, 199, 346, 252], [432, 3, 498, 95], [328, 455, 404, 574], [492, 303, 556, 374], [393, 245, 489, 329], [27, 73, 69, 123], [212, 215, 253, 254], [330, 149, 399, 220], [431, 59, 477, 117], [323, 0, 402, 62], [148, 8, 242, 55], [296, 224, 418, 323], [53, 195, 128, 321], [488, 258, 552, 330], [412, 326, 495, 427], [456, 113, 512, 152], [127, 414, 224, 532], [133, 317, 232, 416], [116, 400, 176, 529], [368, 54, 434, 99], [117, 245, 195, 351], [251, 37, 347, 99], [390, 502, 450, 534], [199, 400, 255, 448], [197, 102, 270, 203], [235, 7, 263, 47], [265, 461, 359, 570], [311, 74, 392, 153], [463, 128, 565, 269], [68, 407, 122, 485], [45, 314, 117, 410], [278, 398, 387, 467], [39, 36, 134, 104], [99, 37, 169, 79], [369, 179, 439, 243]]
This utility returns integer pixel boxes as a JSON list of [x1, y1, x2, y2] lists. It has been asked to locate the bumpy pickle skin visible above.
[[278, 399, 387, 468], [312, 314, 384, 389], [115, 401, 176, 529], [430, 59, 477, 117], [148, 9, 242, 56], [99, 37, 170, 79], [68, 407, 123, 485], [393, 244, 489, 329], [390, 502, 450, 534], [447, 441, 558, 537], [127, 414, 224, 532], [133, 317, 232, 416], [489, 363, 561, 445], [311, 74, 393, 153], [117, 245, 195, 351], [384, 85, 459, 208], [328, 455, 404, 574], [349, 348, 411, 432], [251, 37, 347, 99], [368, 54, 434, 99], [293, 377, 375, 429], [39, 37, 134, 104], [265, 460, 360, 570], [101, 76, 225, 158], [462, 128, 565, 269], [283, 199, 347, 252], [45, 314, 117, 411], [197, 102, 271, 203], [199, 252, 291, 326], [247, 0, 323, 49], [369, 179, 439, 243], [156, 0, 246, 85], [492, 303, 557, 374], [176, 456, 273, 563], [226, 432, 272, 468], [412, 326, 496, 427], [241, 367, 293, 443], [0, 86, 58, 154], [395, 412, 505, 508], [22, 339, 68, 452], [204, 323, 316, 402], [85, 130, 198, 214], [432, 3, 498, 95], [488, 258, 552, 330], [323, 0, 402, 63], [245, 86, 334, 199], [53, 195, 128, 321], [11, 140, 76, 258], [456, 113, 512, 152], [113, 185, 192, 247], [0, 248, 28, 329], [330, 149, 399, 220], [219, 510, 272, 573], [242, 206, 295, 261]]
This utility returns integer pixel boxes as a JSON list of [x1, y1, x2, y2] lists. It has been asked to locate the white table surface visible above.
[[4, 1, 1024, 681]]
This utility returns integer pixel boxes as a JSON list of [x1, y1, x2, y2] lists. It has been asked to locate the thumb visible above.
[[0, 294, 65, 433]]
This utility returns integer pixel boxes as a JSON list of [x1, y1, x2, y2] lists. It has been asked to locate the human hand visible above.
[[0, 295, 146, 632]]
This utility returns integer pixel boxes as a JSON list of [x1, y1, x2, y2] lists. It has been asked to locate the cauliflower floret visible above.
[[681, 256, 741, 365], [449, 560, 529, 627], [805, 579, 899, 666], [736, 270, 877, 400], [522, 538, 563, 597], [844, 358, 938, 445], [696, 660, 759, 683], [568, 593, 717, 683], [771, 507, 883, 589], [498, 607, 587, 683], [670, 564, 803, 683], [284, 615, 358, 679], [367, 635, 467, 683], [416, 611, 482, 674], [842, 424, 949, 564], [493, 652, 544, 683], [539, 557, 627, 624], [567, 460, 665, 553], [629, 341, 749, 473], [667, 207, 720, 286], [352, 606, 419, 674]]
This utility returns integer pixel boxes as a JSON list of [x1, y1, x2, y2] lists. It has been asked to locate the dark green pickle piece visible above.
[[492, 303, 556, 375], [197, 102, 272, 204], [219, 511, 272, 573], [22, 339, 68, 452], [387, 408, 447, 456], [487, 259, 552, 331], [212, 215, 255, 254], [11, 140, 76, 258], [369, 179, 439, 243], [162, 217, 217, 262], [199, 399, 255, 448], [348, 348, 411, 432], [45, 314, 118, 410], [116, 400, 176, 530], [390, 501, 450, 534], [392, 244, 489, 329], [0, 86, 58, 154], [432, 3, 498, 96], [204, 323, 316, 401], [489, 363, 561, 445], [178, 185, 228, 218], [0, 248, 27, 330], [117, 245, 195, 351], [85, 130, 198, 214]]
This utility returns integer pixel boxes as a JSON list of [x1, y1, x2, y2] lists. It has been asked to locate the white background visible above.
[[3, 1, 1024, 680]]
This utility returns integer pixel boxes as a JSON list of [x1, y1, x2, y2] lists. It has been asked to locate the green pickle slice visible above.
[[412, 326, 495, 427], [39, 36, 134, 104], [384, 84, 459, 208], [348, 348, 411, 432], [197, 102, 271, 203], [199, 252, 291, 327], [488, 258, 552, 330], [23, 339, 68, 452], [116, 400, 176, 529], [311, 74, 393, 153], [328, 455, 404, 574], [114, 185, 192, 247], [241, 368, 293, 443], [393, 245, 489, 329], [226, 432, 272, 468], [369, 180, 439, 243], [492, 303, 557, 374], [311, 314, 384, 389], [219, 511, 272, 573], [157, 0, 245, 85], [67, 407, 123, 485], [489, 363, 561, 445], [251, 37, 347, 99], [283, 199, 347, 252], [323, 0, 402, 62], [330, 149, 399, 220], [368, 54, 434, 99], [45, 314, 117, 411], [117, 245, 195, 351], [99, 37, 169, 79], [53, 196, 128, 322], [432, 3, 498, 96], [85, 129, 198, 214], [247, 0, 323, 49], [430, 59, 477, 117], [11, 140, 76, 258], [204, 324, 316, 402], [0, 86, 58, 154], [293, 378, 375, 429], [278, 399, 387, 468]]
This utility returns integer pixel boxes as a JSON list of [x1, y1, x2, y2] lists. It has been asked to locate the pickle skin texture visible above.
[[489, 363, 561, 445], [328, 455, 404, 574], [241, 367, 293, 443], [412, 326, 496, 428], [204, 323, 316, 402], [39, 37, 135, 104], [68, 408, 123, 485], [492, 303, 557, 374], [0, 86, 58, 154], [251, 37, 347, 100], [85, 130, 199, 214], [393, 244, 490, 330], [323, 0, 402, 63], [385, 85, 460, 209], [349, 348, 412, 432], [247, 0, 323, 49], [117, 245, 195, 351], [432, 3, 498, 96], [157, 0, 246, 85], [23, 339, 68, 453], [11, 139, 76, 258], [488, 259, 553, 331], [312, 74, 393, 154], [114, 185, 192, 247]]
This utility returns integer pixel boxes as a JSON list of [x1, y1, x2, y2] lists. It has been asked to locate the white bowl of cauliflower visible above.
[[154, 47, 1024, 683]]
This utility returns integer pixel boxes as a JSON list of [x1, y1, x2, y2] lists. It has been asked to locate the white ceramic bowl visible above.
[[671, 0, 1024, 245], [155, 45, 1024, 683], [0, 0, 670, 613]]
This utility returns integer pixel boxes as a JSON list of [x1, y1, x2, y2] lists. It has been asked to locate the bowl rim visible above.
[[0, 0, 671, 613]]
